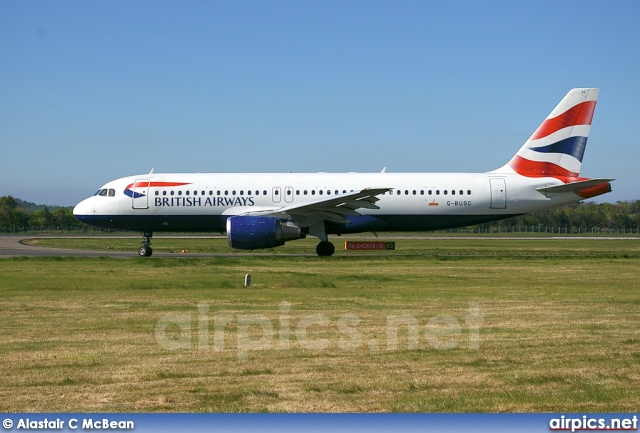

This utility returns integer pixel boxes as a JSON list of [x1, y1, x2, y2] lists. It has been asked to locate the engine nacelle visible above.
[[226, 216, 305, 250]]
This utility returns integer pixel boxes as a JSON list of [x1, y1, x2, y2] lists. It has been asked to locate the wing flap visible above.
[[340, 200, 380, 210], [320, 212, 351, 224]]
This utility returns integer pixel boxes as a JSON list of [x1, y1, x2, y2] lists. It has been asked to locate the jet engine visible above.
[[226, 216, 305, 250]]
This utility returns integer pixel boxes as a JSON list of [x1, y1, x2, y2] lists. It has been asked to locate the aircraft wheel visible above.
[[138, 246, 153, 257], [316, 241, 335, 257]]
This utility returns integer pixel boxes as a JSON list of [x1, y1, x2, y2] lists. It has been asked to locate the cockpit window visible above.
[[93, 188, 115, 197]]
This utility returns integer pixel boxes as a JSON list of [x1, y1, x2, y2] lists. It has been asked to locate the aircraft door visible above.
[[132, 179, 150, 209], [489, 178, 506, 209], [284, 186, 294, 203], [272, 186, 281, 203]]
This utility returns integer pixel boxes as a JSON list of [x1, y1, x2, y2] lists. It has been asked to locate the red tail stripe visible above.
[[531, 100, 596, 140], [509, 155, 579, 179]]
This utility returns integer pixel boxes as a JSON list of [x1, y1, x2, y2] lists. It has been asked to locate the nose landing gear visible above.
[[138, 231, 153, 257]]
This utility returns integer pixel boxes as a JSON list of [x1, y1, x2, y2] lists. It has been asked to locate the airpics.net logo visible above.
[[155, 302, 483, 361]]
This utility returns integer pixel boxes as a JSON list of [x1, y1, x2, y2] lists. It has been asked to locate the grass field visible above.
[[1, 237, 639, 412], [24, 234, 640, 256]]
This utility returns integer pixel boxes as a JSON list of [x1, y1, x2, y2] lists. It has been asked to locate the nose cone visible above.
[[73, 198, 92, 221]]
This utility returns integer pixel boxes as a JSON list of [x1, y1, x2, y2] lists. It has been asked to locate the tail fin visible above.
[[494, 88, 599, 180]]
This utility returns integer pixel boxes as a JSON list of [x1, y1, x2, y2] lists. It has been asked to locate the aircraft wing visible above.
[[240, 188, 391, 225]]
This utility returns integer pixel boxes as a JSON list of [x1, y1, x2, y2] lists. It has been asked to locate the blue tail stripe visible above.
[[530, 136, 587, 162]]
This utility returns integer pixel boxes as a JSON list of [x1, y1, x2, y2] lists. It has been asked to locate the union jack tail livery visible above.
[[499, 88, 599, 179]]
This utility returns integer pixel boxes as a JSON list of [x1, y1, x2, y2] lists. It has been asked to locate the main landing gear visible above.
[[315, 241, 335, 257], [310, 223, 335, 257], [138, 231, 153, 257]]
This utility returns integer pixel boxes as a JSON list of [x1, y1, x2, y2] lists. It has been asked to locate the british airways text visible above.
[[155, 196, 255, 207]]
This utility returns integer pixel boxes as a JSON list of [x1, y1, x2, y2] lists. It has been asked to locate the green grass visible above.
[[1, 238, 640, 412], [24, 235, 640, 258]]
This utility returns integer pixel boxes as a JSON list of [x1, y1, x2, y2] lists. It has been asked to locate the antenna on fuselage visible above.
[[149, 168, 155, 174]]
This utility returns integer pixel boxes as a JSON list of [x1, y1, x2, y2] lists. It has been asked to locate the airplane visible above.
[[73, 88, 613, 257]]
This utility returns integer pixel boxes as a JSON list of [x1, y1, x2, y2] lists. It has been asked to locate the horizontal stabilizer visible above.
[[536, 178, 614, 194]]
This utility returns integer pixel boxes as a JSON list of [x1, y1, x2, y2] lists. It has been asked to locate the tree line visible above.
[[1, 195, 639, 231], [481, 200, 640, 230], [0, 196, 81, 228]]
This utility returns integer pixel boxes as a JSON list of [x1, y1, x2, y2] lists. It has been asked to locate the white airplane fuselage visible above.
[[73, 88, 613, 256], [73, 171, 589, 233]]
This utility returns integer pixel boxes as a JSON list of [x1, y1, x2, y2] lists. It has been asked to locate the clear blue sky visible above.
[[1, 1, 638, 206]]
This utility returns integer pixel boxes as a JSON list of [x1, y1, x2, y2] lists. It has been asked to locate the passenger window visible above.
[[459, 190, 463, 195], [444, 190, 448, 195], [467, 190, 472, 195], [186, 191, 190, 196], [296, 190, 300, 195], [178, 191, 182, 196], [163, 191, 167, 196], [412, 190, 416, 195], [319, 190, 323, 195], [263, 190, 267, 195], [171, 191, 175, 196], [225, 190, 228, 195], [217, 191, 221, 196], [452, 190, 455, 195], [287, 190, 292, 195], [311, 190, 316, 195], [155, 191, 159, 196], [335, 190, 339, 195], [436, 190, 440, 195], [304, 190, 308, 195], [240, 190, 244, 195], [420, 190, 424, 195]]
